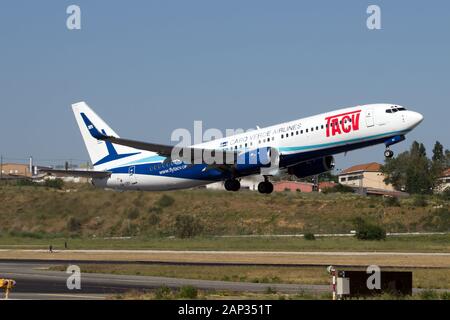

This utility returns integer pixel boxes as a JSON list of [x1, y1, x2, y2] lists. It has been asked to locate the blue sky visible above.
[[0, 0, 449, 170]]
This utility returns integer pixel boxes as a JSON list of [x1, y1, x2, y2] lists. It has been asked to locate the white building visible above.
[[338, 162, 394, 191], [437, 168, 450, 193]]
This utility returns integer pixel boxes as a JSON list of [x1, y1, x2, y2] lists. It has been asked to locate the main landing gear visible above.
[[258, 177, 274, 194], [224, 179, 241, 192], [384, 148, 394, 158]]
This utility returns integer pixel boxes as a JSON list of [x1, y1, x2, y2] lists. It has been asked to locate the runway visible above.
[[1, 249, 449, 268], [1, 249, 449, 299], [0, 261, 330, 300]]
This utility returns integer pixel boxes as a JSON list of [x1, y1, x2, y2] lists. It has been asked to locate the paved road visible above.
[[1, 249, 449, 256], [0, 262, 330, 300], [1, 260, 448, 300]]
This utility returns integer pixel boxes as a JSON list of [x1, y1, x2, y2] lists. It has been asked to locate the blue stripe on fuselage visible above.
[[106, 130, 408, 181], [109, 162, 227, 181]]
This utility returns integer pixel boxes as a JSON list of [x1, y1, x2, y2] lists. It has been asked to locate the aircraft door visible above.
[[365, 108, 374, 127], [128, 166, 138, 185]]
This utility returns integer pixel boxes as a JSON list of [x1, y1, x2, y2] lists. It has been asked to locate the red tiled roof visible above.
[[442, 168, 450, 177], [341, 162, 382, 174]]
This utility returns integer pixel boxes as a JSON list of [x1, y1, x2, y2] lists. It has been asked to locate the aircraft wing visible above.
[[39, 168, 111, 178], [107, 135, 239, 164], [80, 112, 238, 163], [103, 135, 175, 157]]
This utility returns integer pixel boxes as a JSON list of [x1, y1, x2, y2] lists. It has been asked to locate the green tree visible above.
[[432, 141, 445, 163], [382, 141, 433, 194], [318, 171, 338, 183], [445, 149, 450, 167], [382, 151, 410, 190], [431, 141, 447, 190]]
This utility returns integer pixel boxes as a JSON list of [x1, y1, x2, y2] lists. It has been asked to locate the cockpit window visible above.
[[386, 106, 407, 113]]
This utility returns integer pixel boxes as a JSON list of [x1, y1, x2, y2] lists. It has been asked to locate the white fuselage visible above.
[[93, 103, 423, 191]]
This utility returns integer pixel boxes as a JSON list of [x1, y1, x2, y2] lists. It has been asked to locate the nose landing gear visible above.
[[383, 135, 404, 158], [384, 148, 394, 158]]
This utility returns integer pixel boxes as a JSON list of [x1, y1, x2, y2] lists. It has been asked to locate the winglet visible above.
[[80, 112, 107, 140]]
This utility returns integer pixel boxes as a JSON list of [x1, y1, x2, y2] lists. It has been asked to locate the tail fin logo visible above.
[[80, 112, 140, 166]]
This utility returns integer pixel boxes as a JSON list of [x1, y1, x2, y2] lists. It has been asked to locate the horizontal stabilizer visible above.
[[39, 168, 111, 178]]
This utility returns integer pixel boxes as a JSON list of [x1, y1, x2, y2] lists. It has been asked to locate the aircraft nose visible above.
[[409, 111, 424, 126]]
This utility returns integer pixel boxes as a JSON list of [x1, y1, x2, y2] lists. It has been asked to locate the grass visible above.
[[113, 288, 450, 300], [0, 234, 449, 252], [49, 264, 450, 289], [0, 184, 449, 239]]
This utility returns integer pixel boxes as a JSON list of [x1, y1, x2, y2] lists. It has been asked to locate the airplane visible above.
[[41, 102, 423, 194]]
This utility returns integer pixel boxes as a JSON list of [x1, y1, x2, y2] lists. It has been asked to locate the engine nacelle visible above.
[[287, 156, 335, 178]]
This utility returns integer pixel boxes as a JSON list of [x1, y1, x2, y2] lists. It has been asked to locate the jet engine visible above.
[[287, 156, 335, 178]]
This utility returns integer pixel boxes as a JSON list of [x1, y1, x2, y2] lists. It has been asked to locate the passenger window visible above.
[[296, 131, 298, 135], [301, 130, 303, 134]]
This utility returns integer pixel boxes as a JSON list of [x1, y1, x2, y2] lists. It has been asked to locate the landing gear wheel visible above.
[[384, 149, 394, 158], [224, 179, 240, 191], [258, 181, 274, 194]]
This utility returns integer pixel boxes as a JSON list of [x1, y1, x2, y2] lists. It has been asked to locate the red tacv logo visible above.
[[325, 110, 361, 137]]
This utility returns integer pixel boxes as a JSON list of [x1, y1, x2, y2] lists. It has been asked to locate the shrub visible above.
[[148, 206, 162, 214], [354, 218, 386, 240], [154, 286, 172, 300], [304, 232, 316, 240], [127, 208, 140, 220], [321, 184, 354, 194], [384, 196, 400, 207], [67, 216, 82, 232], [174, 215, 204, 238], [178, 285, 198, 299], [440, 188, 450, 201], [155, 194, 175, 208], [419, 289, 439, 300], [148, 214, 160, 226], [412, 195, 428, 207], [44, 178, 64, 189], [440, 291, 450, 300], [15, 179, 37, 187]]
